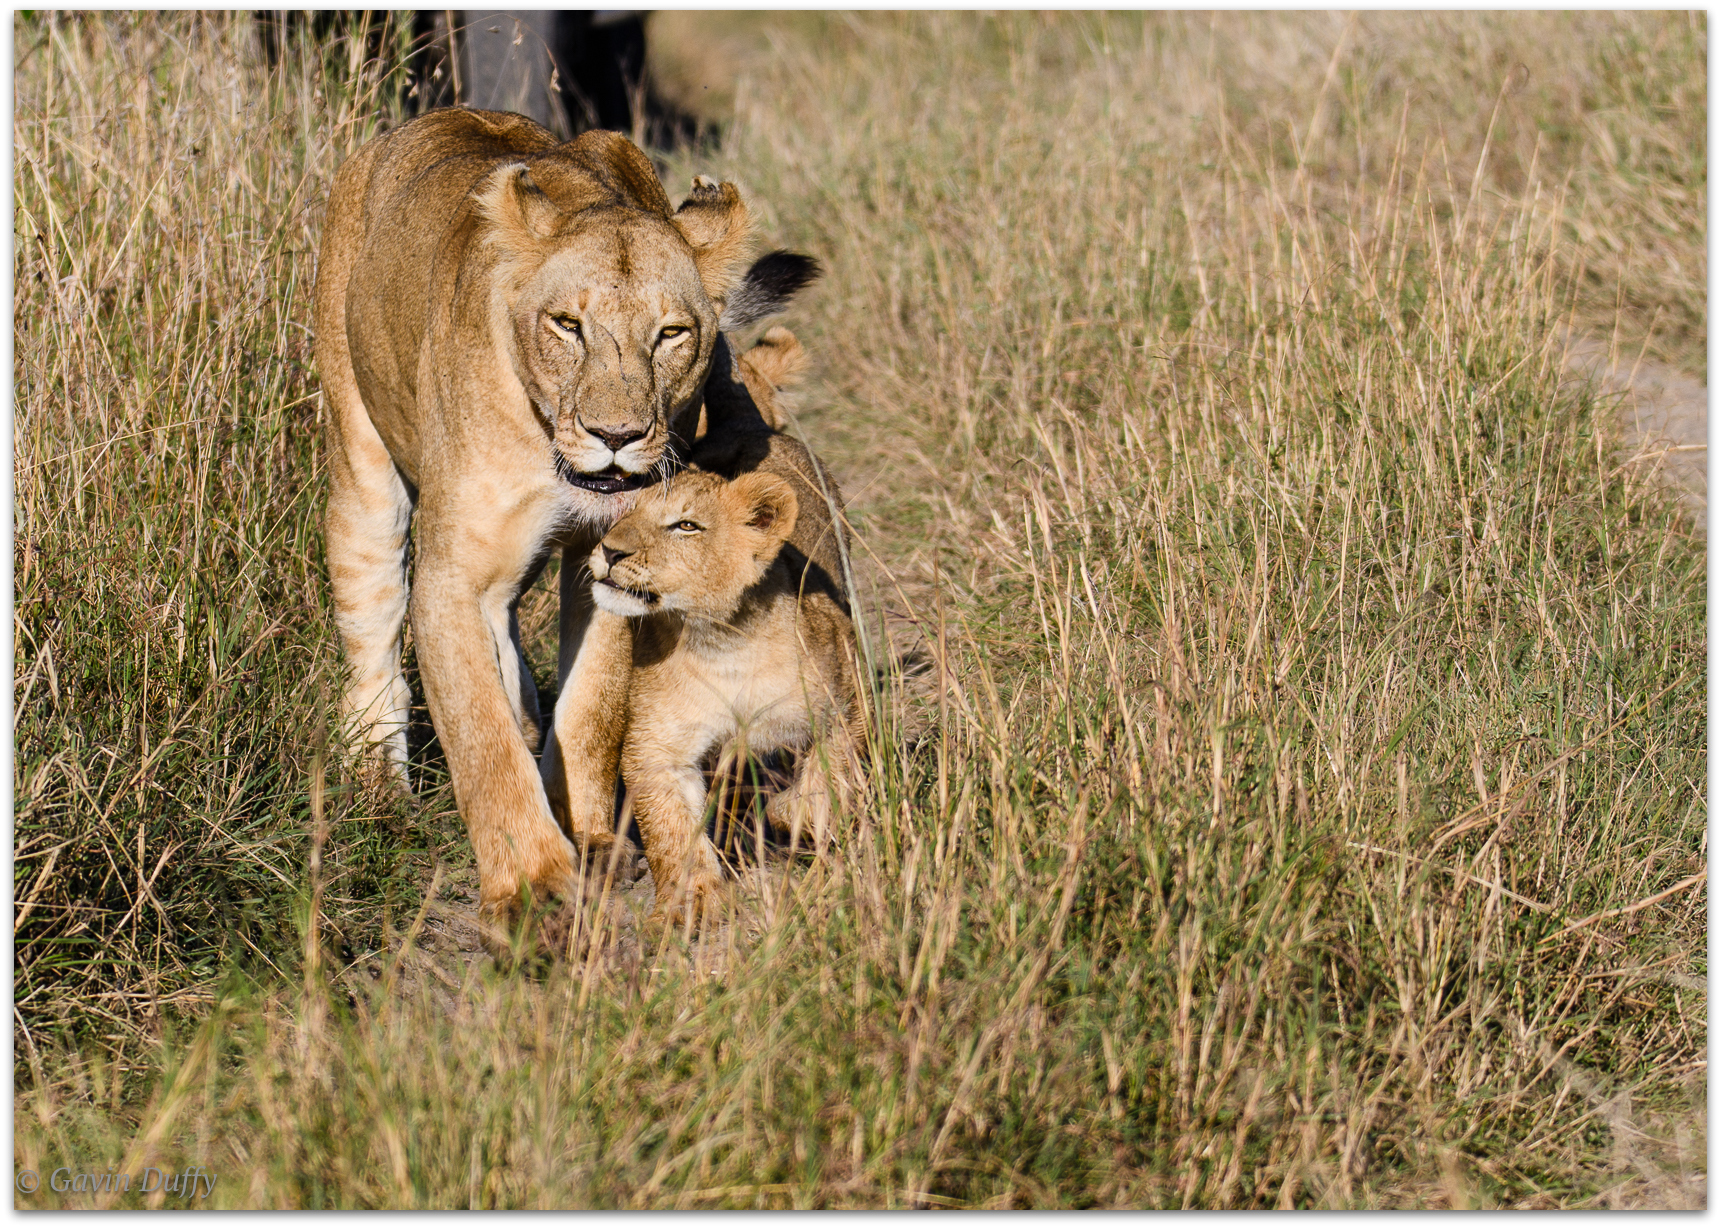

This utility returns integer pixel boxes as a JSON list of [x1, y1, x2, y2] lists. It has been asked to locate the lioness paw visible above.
[[480, 894, 595, 970], [350, 744, 412, 804]]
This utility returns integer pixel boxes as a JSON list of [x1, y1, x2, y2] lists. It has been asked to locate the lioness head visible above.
[[589, 470, 799, 620], [474, 133, 755, 521]]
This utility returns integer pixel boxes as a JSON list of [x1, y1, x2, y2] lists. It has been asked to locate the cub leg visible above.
[[411, 537, 581, 934], [625, 743, 725, 932], [540, 559, 634, 867], [766, 711, 861, 852], [324, 411, 414, 789]]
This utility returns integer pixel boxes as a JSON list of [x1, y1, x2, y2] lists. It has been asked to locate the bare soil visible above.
[[1565, 333, 1708, 522]]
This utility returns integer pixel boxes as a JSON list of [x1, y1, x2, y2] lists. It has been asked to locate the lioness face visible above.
[[590, 471, 798, 620], [509, 208, 719, 513]]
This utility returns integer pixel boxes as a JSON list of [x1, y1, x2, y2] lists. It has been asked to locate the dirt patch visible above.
[[1564, 333, 1707, 521]]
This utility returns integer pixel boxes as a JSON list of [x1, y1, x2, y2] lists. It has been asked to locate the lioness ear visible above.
[[672, 176, 754, 306], [474, 163, 562, 246], [731, 472, 798, 553]]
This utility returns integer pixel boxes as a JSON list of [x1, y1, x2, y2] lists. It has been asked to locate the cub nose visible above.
[[601, 544, 631, 570], [582, 422, 648, 453]]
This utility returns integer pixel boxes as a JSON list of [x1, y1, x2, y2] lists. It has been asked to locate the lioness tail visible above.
[[720, 250, 823, 330]]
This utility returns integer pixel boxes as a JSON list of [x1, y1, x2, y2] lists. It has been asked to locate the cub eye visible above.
[[656, 325, 689, 344], [670, 519, 702, 533], [549, 314, 582, 339]]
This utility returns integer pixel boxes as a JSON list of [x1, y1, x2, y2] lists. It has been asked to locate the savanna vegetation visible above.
[[13, 11, 1705, 1208]]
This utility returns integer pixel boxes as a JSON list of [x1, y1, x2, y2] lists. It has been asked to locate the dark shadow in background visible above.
[[256, 10, 702, 149]]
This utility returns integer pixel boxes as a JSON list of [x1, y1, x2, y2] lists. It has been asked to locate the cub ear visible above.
[[474, 163, 562, 247], [730, 471, 799, 554], [672, 175, 754, 307]]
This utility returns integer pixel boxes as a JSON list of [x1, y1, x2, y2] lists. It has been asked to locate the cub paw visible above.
[[477, 890, 593, 969], [763, 792, 833, 854], [645, 873, 727, 938], [571, 828, 644, 888]]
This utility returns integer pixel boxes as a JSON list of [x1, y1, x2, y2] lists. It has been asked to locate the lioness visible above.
[[314, 108, 815, 936], [587, 441, 863, 931]]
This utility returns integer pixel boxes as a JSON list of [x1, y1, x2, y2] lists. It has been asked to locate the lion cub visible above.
[[588, 446, 861, 930]]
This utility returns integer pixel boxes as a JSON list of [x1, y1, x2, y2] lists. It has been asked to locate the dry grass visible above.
[[13, 11, 1705, 1209], [15, 12, 393, 1041]]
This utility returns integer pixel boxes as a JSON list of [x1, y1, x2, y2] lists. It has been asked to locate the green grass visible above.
[[13, 11, 1705, 1209]]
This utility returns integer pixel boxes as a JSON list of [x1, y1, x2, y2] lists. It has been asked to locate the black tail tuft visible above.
[[720, 250, 823, 330]]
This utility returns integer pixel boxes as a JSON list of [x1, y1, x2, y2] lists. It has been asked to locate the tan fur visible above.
[[587, 441, 862, 932], [733, 326, 808, 429], [313, 109, 756, 940], [687, 326, 807, 439]]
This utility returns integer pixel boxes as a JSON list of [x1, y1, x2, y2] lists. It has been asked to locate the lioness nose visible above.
[[601, 544, 631, 569], [582, 422, 648, 453]]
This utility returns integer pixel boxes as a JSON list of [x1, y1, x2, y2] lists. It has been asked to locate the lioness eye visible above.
[[671, 519, 701, 533], [657, 325, 688, 344], [550, 314, 581, 339]]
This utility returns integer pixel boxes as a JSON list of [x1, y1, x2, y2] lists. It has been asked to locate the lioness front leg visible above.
[[411, 550, 581, 934], [626, 751, 725, 933]]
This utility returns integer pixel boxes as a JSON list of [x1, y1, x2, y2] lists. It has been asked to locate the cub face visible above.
[[589, 471, 799, 620]]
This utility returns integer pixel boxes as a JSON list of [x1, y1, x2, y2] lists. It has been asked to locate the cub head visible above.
[[474, 130, 755, 523], [589, 470, 799, 620]]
